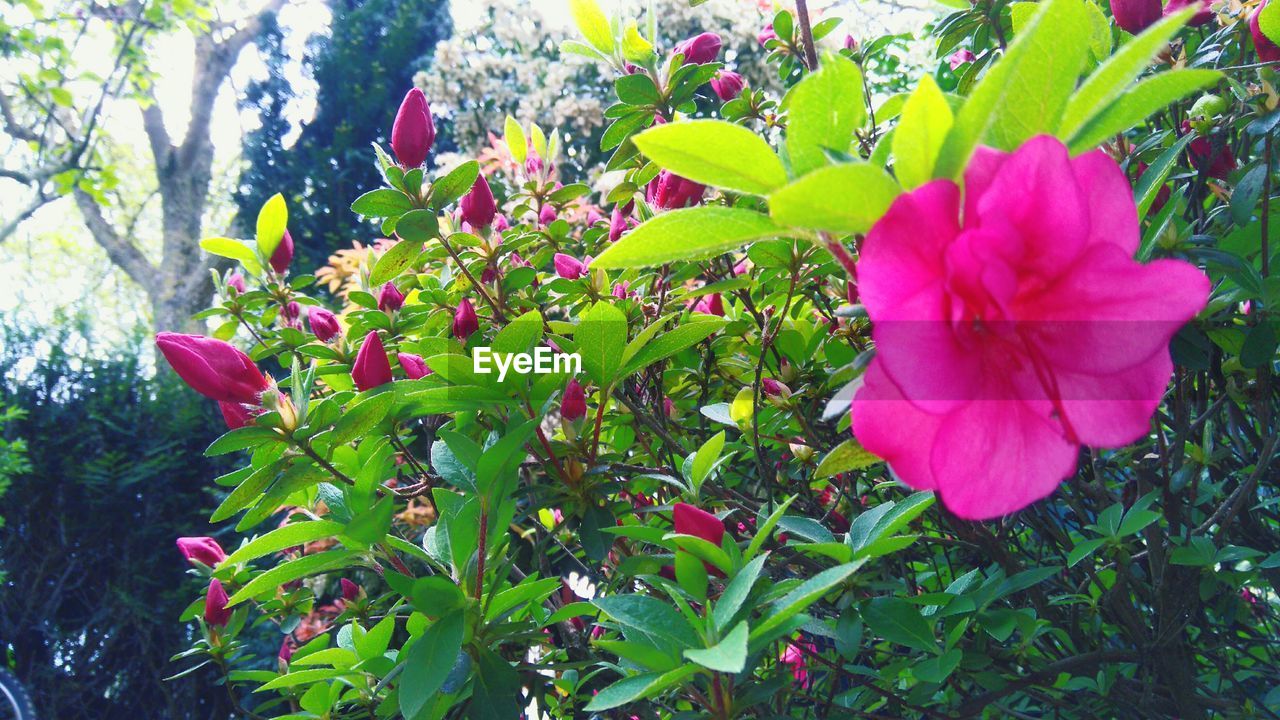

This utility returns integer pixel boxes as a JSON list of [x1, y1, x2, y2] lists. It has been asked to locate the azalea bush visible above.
[[163, 0, 1280, 717]]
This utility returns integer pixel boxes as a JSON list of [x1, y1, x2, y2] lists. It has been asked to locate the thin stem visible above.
[[794, 0, 820, 71], [440, 235, 508, 323]]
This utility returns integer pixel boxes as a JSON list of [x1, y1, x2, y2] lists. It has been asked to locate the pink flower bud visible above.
[[493, 214, 510, 232], [352, 331, 393, 391], [733, 259, 748, 276], [398, 352, 431, 379], [1109, 0, 1161, 34], [673, 502, 725, 545], [554, 253, 587, 280], [525, 153, 543, 177], [663, 397, 674, 417], [453, 298, 479, 340], [758, 24, 777, 46], [308, 308, 340, 342], [612, 281, 630, 299], [586, 209, 604, 225], [948, 49, 976, 70], [270, 230, 294, 275], [673, 32, 722, 65], [539, 204, 558, 226], [646, 171, 705, 210], [219, 401, 257, 430], [1184, 121, 1236, 179], [278, 637, 295, 663], [155, 333, 268, 404], [226, 272, 246, 295], [710, 70, 745, 101], [846, 281, 859, 305], [177, 537, 227, 567], [340, 578, 360, 601], [561, 378, 587, 421], [761, 378, 787, 397], [608, 207, 630, 242], [693, 293, 725, 317], [1253, 2, 1280, 62], [1164, 0, 1213, 25], [391, 88, 436, 168], [481, 266, 497, 284], [204, 579, 231, 627], [843, 35, 858, 51], [284, 301, 301, 324], [377, 282, 405, 312], [460, 174, 497, 228]]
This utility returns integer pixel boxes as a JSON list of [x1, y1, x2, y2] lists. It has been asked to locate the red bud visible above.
[[204, 579, 232, 627], [391, 88, 436, 168], [460, 174, 497, 229], [270, 230, 294, 275], [352, 331, 393, 391], [177, 537, 227, 567], [453, 298, 479, 341], [155, 333, 268, 404], [561, 378, 587, 421]]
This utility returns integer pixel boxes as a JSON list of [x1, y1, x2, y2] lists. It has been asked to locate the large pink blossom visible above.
[[851, 136, 1208, 520]]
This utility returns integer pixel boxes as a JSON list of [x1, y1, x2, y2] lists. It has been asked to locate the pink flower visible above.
[[270, 230, 294, 275], [308, 307, 341, 342], [757, 23, 777, 46], [284, 301, 301, 325], [226, 272, 246, 295], [561, 378, 587, 421], [672, 32, 722, 65], [460, 174, 497, 228], [554, 253, 587, 280], [646, 171, 705, 210], [177, 537, 226, 567], [673, 503, 725, 545], [453, 298, 479, 340], [377, 282, 405, 312], [155, 333, 268, 404], [948, 49, 976, 70], [391, 88, 435, 168], [843, 35, 858, 51], [398, 352, 431, 379], [1110, 0, 1161, 34], [780, 640, 815, 688], [710, 70, 744, 101], [204, 579, 231, 627], [851, 136, 1208, 520], [693, 293, 725, 317], [761, 378, 787, 397], [352, 331, 393, 391]]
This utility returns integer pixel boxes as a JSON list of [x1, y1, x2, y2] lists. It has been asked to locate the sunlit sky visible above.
[[0, 0, 931, 347]]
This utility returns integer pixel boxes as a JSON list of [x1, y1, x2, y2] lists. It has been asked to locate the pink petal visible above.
[[858, 180, 961, 322], [1053, 351, 1172, 447], [1071, 149, 1140, 256], [961, 146, 1009, 223], [1021, 244, 1209, 376], [851, 361, 945, 492], [931, 389, 1078, 520]]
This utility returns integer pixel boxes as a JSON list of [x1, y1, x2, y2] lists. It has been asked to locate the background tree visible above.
[[235, 0, 453, 274]]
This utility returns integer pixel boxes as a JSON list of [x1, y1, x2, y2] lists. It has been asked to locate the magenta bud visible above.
[[352, 331, 393, 391], [453, 298, 479, 341], [204, 579, 232, 627], [608, 207, 629, 242], [1109, 0, 1161, 34], [843, 34, 858, 51], [538, 204, 558, 226], [646, 170, 705, 210], [226, 272, 246, 295], [612, 281, 630, 299], [948, 49, 976, 70], [284, 301, 301, 324], [308, 308, 340, 342], [219, 401, 257, 430], [673, 32, 722, 65], [155, 333, 268, 404], [758, 24, 777, 46], [663, 397, 674, 417], [493, 214, 510, 232], [377, 282, 405, 312], [586, 209, 604, 225], [391, 88, 436, 168], [693, 293, 725, 317], [761, 378, 788, 397], [674, 502, 725, 545], [340, 578, 360, 602], [525, 153, 543, 177], [460, 174, 497, 229], [398, 352, 431, 379], [1164, 0, 1213, 27], [1253, 2, 1280, 62], [177, 537, 227, 567], [710, 70, 745, 101], [561, 378, 587, 421], [270, 230, 294, 275], [279, 637, 295, 663], [554, 253, 587, 280]]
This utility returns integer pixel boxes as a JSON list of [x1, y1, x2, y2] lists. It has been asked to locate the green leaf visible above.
[[399, 611, 464, 719], [504, 116, 527, 164], [863, 596, 936, 652], [256, 669, 350, 692], [492, 310, 543, 356], [623, 318, 725, 374], [222, 521, 343, 566], [815, 438, 883, 479], [616, 74, 660, 105], [935, 0, 1090, 177], [594, 594, 696, 648], [369, 239, 421, 286], [1067, 69, 1221, 152], [785, 53, 866, 176], [1059, 9, 1195, 139], [576, 302, 628, 386], [210, 459, 281, 522], [750, 561, 864, 640], [331, 392, 394, 446], [569, 0, 615, 54], [684, 621, 748, 673], [1261, 0, 1280, 45], [769, 163, 900, 234], [205, 426, 281, 456], [470, 646, 522, 720], [690, 431, 726, 489], [713, 553, 767, 630], [430, 161, 480, 209], [1067, 537, 1108, 567], [745, 495, 797, 560], [350, 188, 412, 218], [256, 193, 288, 259], [893, 76, 953, 189], [1135, 133, 1194, 218], [200, 237, 263, 275], [393, 209, 440, 243], [633, 120, 787, 195], [583, 666, 701, 712], [591, 207, 783, 269], [227, 550, 356, 606], [342, 495, 395, 548]]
